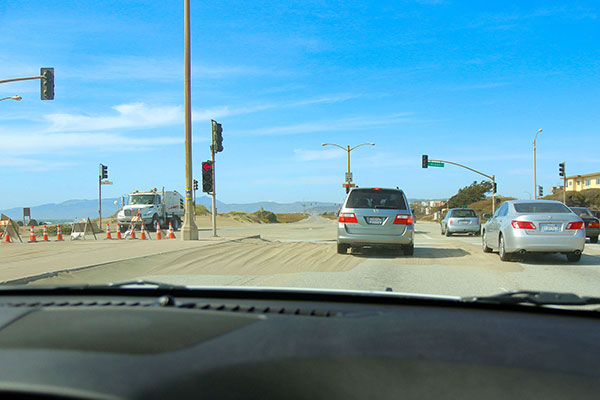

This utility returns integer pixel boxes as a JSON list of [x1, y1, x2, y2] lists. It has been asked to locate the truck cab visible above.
[[117, 189, 185, 232]]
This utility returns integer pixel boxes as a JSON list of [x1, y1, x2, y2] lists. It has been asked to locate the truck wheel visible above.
[[172, 217, 181, 231], [119, 224, 128, 233], [149, 216, 159, 232]]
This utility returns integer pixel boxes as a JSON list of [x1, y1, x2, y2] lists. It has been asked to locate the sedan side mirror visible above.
[[482, 213, 491, 219]]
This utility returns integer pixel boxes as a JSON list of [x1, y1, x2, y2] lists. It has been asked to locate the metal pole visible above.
[[533, 140, 537, 200], [347, 145, 351, 177], [98, 176, 102, 229], [492, 176, 496, 214], [563, 163, 567, 205], [181, 0, 198, 240], [211, 146, 217, 237]]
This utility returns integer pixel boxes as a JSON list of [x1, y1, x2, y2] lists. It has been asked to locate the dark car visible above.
[[569, 207, 599, 243]]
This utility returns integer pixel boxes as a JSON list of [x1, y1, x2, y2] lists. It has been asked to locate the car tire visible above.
[[440, 226, 445, 235], [567, 252, 582, 262], [482, 231, 493, 253], [590, 236, 598, 244], [474, 230, 481, 237], [337, 243, 348, 254], [445, 229, 452, 237], [498, 234, 511, 261], [403, 243, 414, 256]]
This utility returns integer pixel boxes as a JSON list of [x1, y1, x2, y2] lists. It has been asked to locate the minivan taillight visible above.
[[339, 213, 358, 223], [566, 221, 584, 230], [511, 220, 536, 229], [393, 214, 413, 225]]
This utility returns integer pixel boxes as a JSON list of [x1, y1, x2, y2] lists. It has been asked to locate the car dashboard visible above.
[[0, 288, 597, 399]]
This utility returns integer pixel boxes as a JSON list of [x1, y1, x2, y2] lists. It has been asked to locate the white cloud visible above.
[[234, 113, 414, 137], [294, 148, 346, 161], [0, 131, 182, 156]]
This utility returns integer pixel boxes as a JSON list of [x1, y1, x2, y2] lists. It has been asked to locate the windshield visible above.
[[514, 203, 572, 214], [128, 195, 156, 206], [451, 210, 477, 218], [571, 208, 593, 218], [346, 190, 407, 210], [1, 1, 599, 302]]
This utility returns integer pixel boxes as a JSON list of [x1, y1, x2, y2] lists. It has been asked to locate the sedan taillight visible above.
[[511, 220, 536, 230], [338, 212, 358, 223], [588, 221, 600, 228], [566, 221, 584, 230], [393, 214, 413, 225]]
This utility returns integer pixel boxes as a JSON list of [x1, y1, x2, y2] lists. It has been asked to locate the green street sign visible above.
[[428, 161, 445, 167]]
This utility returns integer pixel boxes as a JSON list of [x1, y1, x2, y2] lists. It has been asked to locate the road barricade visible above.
[[0, 214, 22, 243], [70, 217, 99, 240]]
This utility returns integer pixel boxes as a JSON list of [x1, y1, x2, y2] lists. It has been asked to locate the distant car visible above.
[[569, 207, 600, 243], [482, 200, 585, 262], [440, 208, 480, 236], [337, 187, 414, 255]]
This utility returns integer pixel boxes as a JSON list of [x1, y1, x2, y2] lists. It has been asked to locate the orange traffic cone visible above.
[[167, 222, 176, 239], [105, 223, 112, 240], [42, 225, 49, 242], [155, 221, 162, 240], [130, 226, 136, 239], [56, 225, 64, 241], [2, 233, 12, 243], [28, 226, 37, 243], [140, 222, 147, 240], [116, 223, 122, 240]]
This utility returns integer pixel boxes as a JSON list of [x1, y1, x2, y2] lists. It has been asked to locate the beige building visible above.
[[566, 172, 600, 192]]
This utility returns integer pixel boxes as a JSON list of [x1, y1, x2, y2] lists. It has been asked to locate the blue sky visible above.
[[0, 0, 598, 209]]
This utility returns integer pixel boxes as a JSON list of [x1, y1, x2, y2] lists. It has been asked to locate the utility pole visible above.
[[533, 129, 542, 200], [181, 0, 198, 240]]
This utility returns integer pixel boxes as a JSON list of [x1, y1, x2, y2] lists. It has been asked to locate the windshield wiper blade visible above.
[[100, 279, 189, 290], [463, 291, 600, 307]]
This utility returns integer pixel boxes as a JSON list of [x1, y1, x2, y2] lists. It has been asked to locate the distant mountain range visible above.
[[0, 196, 342, 221]]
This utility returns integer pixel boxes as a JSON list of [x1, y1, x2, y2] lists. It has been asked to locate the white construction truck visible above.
[[116, 188, 185, 232]]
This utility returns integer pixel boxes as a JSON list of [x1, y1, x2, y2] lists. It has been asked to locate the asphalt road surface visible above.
[[13, 215, 600, 298]]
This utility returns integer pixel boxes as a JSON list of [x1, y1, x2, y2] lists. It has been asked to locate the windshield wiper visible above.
[[100, 279, 189, 290], [463, 291, 600, 307]]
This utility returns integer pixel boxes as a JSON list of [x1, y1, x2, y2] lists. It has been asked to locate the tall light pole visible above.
[[0, 95, 22, 102], [321, 142, 375, 181], [533, 128, 542, 199], [181, 0, 198, 240]]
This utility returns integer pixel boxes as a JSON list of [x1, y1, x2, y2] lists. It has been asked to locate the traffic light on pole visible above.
[[202, 161, 214, 193], [99, 164, 108, 180], [492, 182, 497, 194], [40, 68, 54, 100], [193, 179, 198, 191], [422, 155, 428, 168], [538, 186, 543, 198], [559, 162, 565, 177], [212, 121, 223, 153]]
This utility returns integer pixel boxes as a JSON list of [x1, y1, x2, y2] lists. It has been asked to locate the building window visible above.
[[569, 181, 572, 186], [597, 178, 600, 185], [586, 179, 591, 186]]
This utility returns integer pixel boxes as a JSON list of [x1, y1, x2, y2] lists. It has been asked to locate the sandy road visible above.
[[7, 215, 599, 298]]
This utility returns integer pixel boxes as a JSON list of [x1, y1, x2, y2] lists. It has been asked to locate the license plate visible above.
[[368, 217, 383, 225], [541, 223, 560, 232], [460, 220, 469, 224]]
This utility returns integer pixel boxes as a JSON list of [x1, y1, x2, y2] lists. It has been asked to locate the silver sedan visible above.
[[482, 200, 585, 262]]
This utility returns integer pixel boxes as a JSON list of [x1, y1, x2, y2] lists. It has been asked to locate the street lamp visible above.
[[0, 95, 22, 102], [533, 128, 542, 199], [321, 142, 375, 184]]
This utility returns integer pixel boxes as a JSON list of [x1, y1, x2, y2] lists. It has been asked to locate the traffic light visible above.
[[345, 184, 350, 194], [202, 161, 214, 193], [422, 155, 428, 168], [212, 121, 223, 153], [40, 68, 54, 100], [559, 162, 565, 177], [538, 185, 543, 198], [193, 179, 198, 191], [492, 182, 497, 194], [99, 164, 108, 180]]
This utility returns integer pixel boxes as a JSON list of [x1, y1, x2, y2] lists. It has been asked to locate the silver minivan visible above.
[[337, 188, 414, 255]]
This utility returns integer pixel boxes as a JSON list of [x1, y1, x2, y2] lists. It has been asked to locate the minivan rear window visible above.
[[452, 209, 476, 218], [514, 203, 571, 214], [346, 189, 407, 210]]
